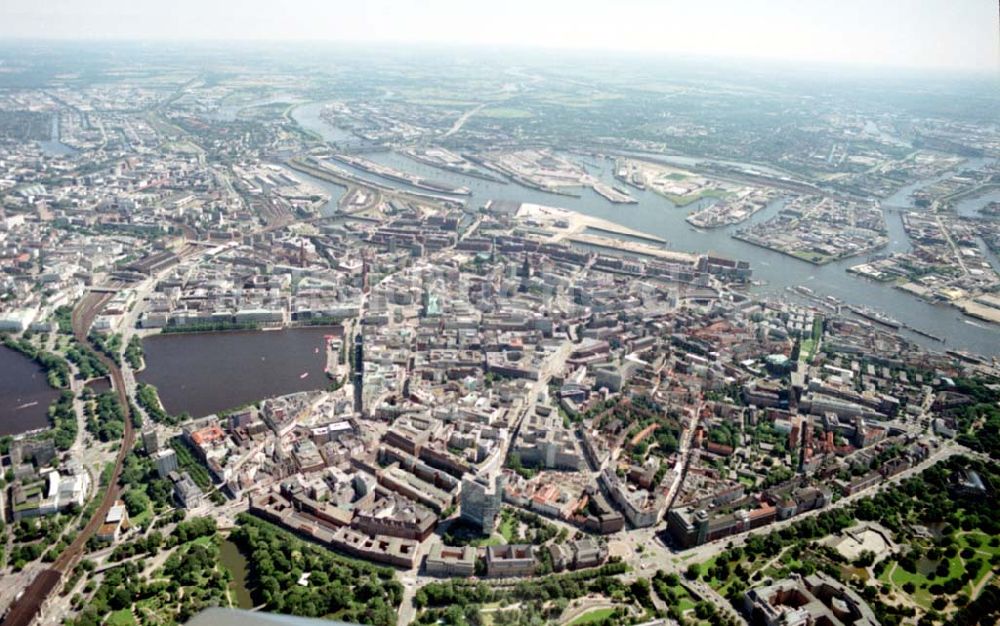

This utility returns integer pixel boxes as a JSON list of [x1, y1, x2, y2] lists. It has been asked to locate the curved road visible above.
[[2, 288, 135, 626]]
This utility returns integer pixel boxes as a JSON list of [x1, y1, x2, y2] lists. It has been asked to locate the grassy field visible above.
[[129, 507, 152, 529], [462, 533, 503, 548], [499, 514, 517, 543], [876, 530, 1000, 611], [189, 534, 217, 548], [799, 338, 815, 362], [565, 607, 615, 625], [106, 609, 137, 626]]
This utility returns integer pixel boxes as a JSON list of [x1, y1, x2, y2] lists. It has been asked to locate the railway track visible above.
[[2, 288, 136, 626]]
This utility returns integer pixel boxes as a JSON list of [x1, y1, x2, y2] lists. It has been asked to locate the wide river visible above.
[[6, 105, 994, 433], [0, 346, 60, 436], [139, 327, 336, 418], [290, 103, 1000, 357]]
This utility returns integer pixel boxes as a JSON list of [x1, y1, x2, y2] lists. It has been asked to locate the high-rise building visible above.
[[353, 332, 364, 414], [142, 428, 160, 454], [152, 448, 178, 478], [460, 474, 505, 533]]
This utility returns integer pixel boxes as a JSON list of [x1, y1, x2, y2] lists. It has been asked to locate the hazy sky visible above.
[[2, 0, 998, 72]]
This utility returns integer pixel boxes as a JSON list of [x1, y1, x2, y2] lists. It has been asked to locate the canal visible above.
[[0, 346, 60, 437], [38, 113, 78, 158], [289, 102, 355, 144], [288, 102, 363, 217], [138, 327, 338, 418], [291, 105, 1000, 356], [219, 537, 254, 610]]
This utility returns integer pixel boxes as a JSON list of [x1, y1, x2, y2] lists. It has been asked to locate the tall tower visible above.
[[695, 509, 709, 546], [460, 474, 505, 533], [353, 332, 365, 415]]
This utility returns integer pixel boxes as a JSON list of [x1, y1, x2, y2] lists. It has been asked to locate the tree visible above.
[[630, 578, 653, 609], [122, 488, 150, 517], [854, 550, 876, 567], [694, 601, 717, 620]]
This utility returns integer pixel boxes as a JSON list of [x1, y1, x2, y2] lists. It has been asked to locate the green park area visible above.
[[413, 562, 631, 626], [875, 528, 999, 612], [691, 455, 1000, 626]]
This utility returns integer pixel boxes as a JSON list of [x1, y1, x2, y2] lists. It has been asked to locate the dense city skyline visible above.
[[0, 11, 998, 626]]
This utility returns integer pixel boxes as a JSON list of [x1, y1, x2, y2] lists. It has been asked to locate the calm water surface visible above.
[[0, 346, 59, 436], [219, 537, 254, 609], [38, 114, 78, 157], [139, 327, 337, 418]]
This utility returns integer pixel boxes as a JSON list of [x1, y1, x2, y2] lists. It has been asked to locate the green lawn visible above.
[[106, 609, 137, 626], [882, 558, 965, 610], [878, 562, 893, 585], [566, 607, 615, 626], [945, 556, 964, 580], [889, 564, 926, 588], [959, 532, 1000, 558], [799, 338, 815, 362], [130, 507, 152, 529], [189, 535, 217, 548], [498, 514, 517, 543], [463, 533, 504, 548], [476, 534, 505, 547], [738, 475, 756, 488], [964, 564, 993, 598]]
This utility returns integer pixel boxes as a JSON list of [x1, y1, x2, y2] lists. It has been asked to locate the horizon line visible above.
[[0, 36, 997, 78]]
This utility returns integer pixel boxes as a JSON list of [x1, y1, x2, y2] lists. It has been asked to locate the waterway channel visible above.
[[954, 188, 1000, 219], [219, 537, 254, 610], [38, 113, 78, 157], [291, 106, 1000, 355]]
